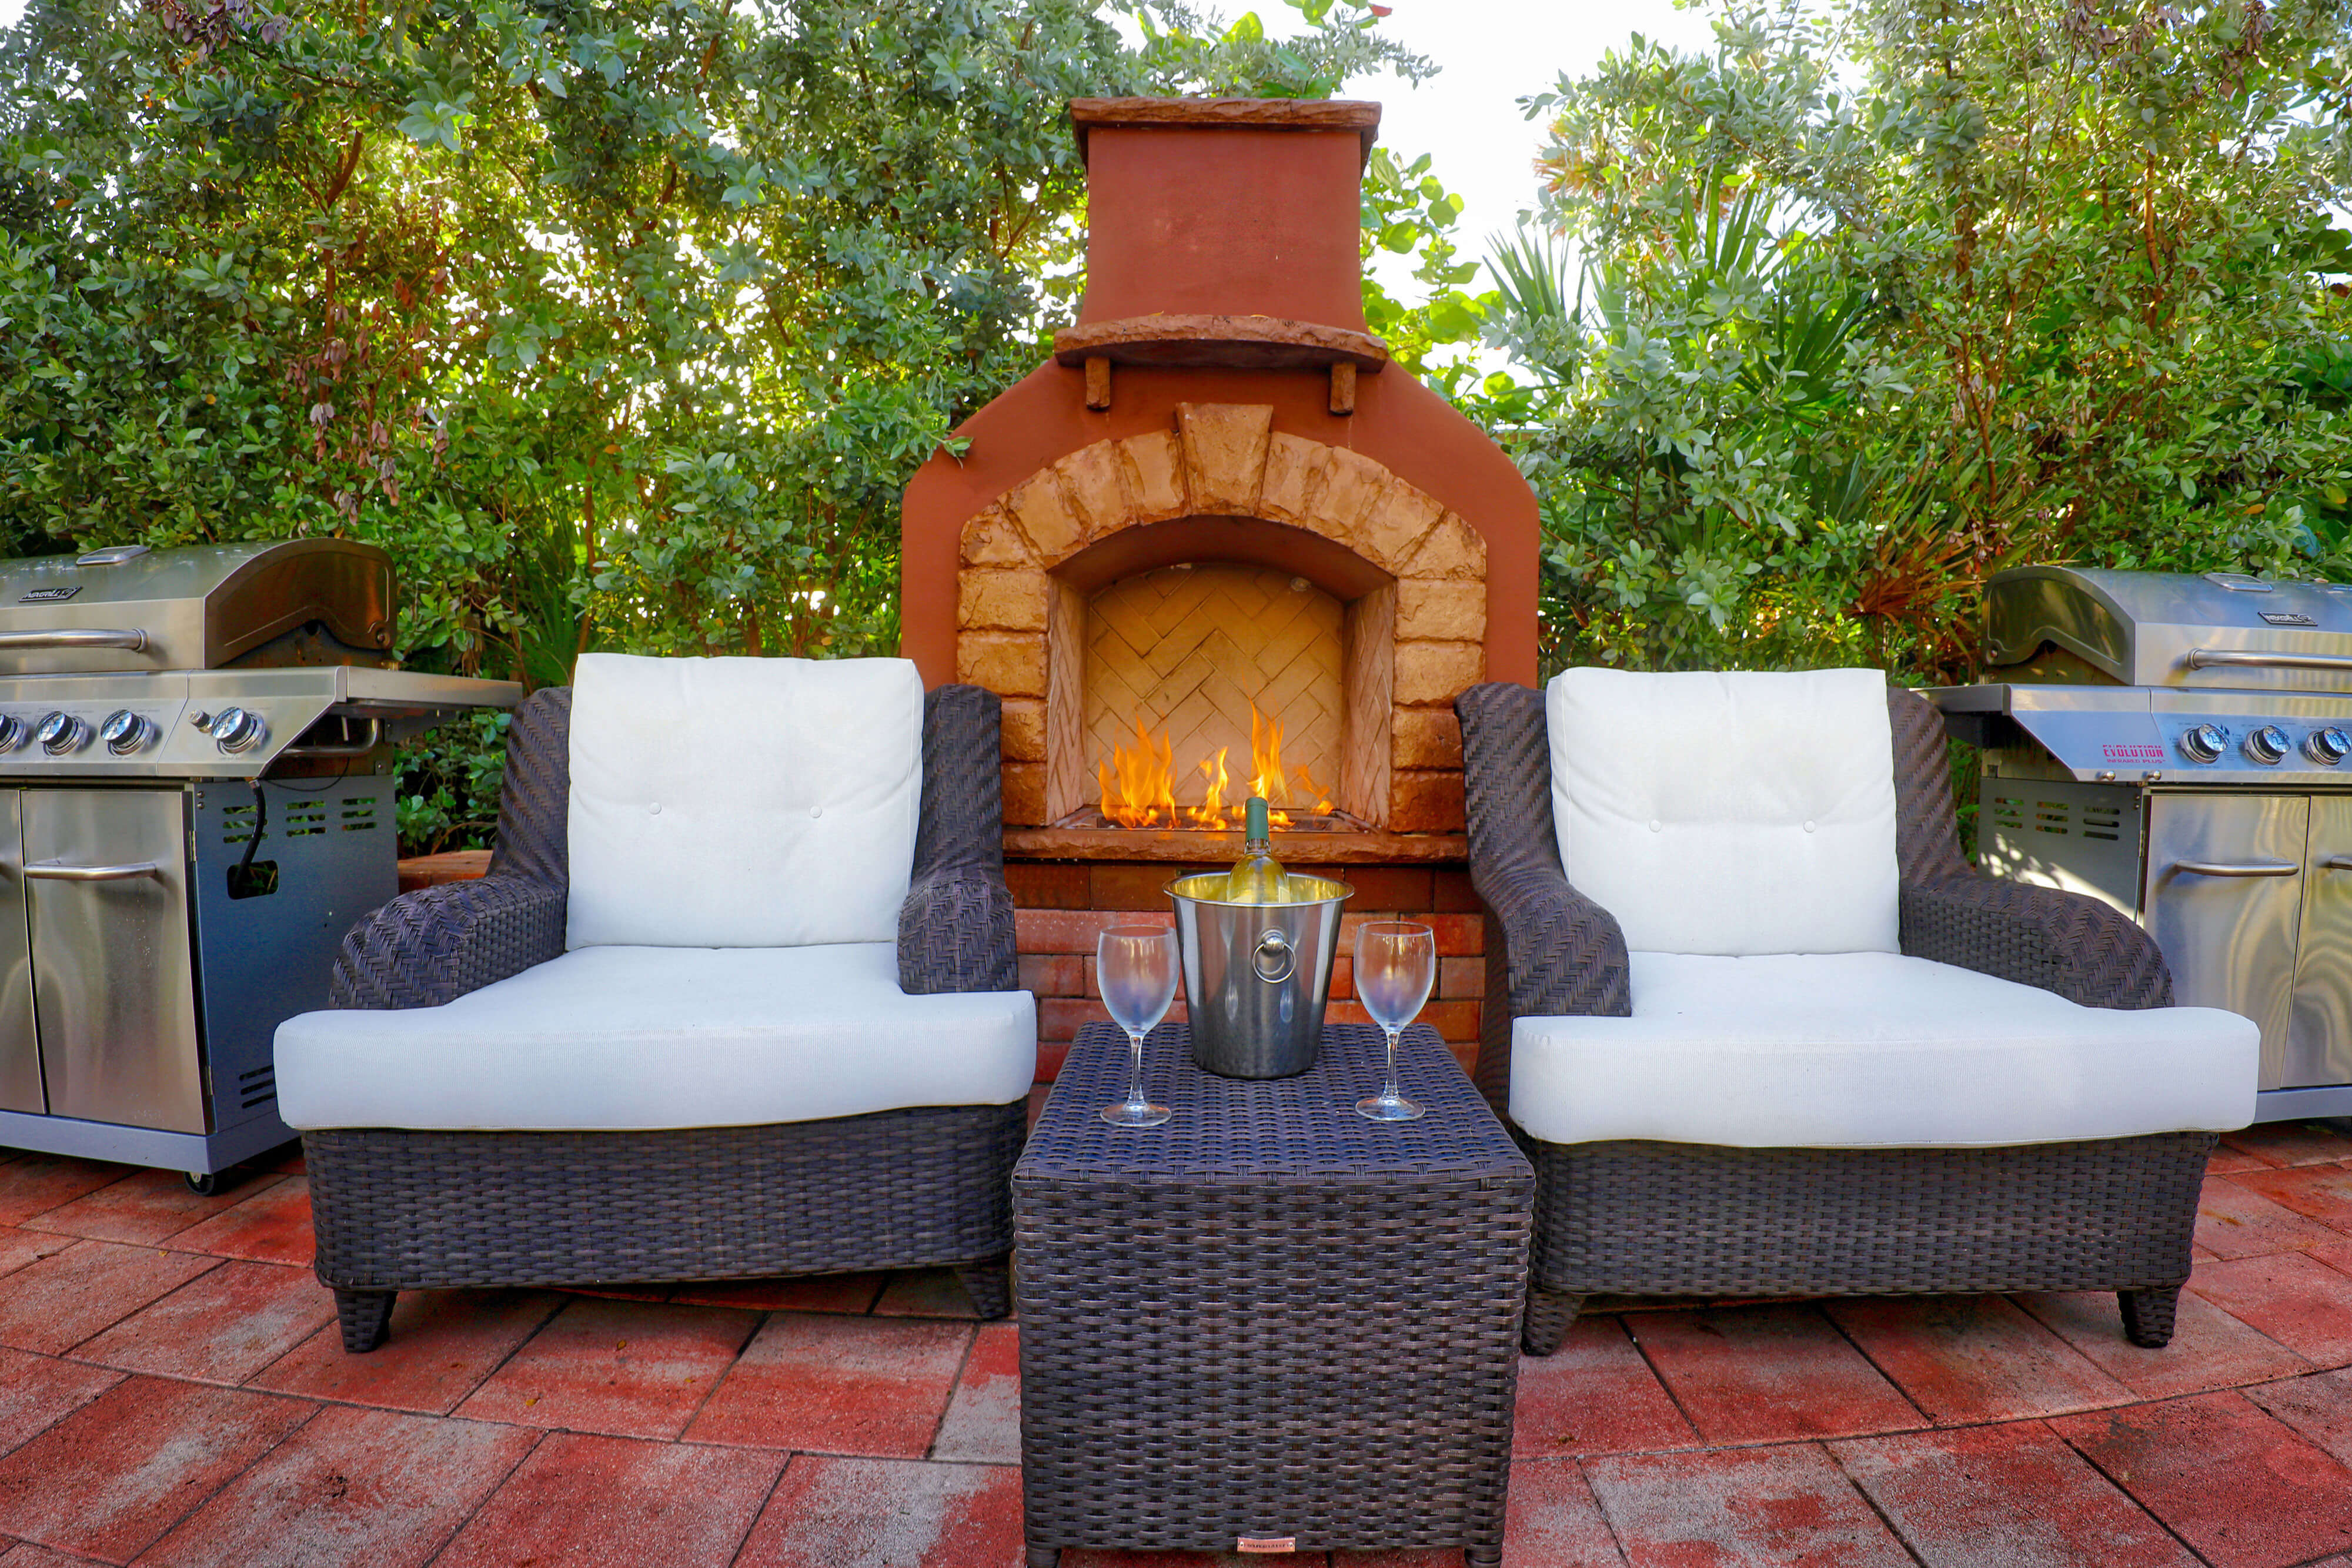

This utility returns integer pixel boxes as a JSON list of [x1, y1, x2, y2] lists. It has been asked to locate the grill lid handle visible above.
[[2321, 856, 2352, 872], [0, 629, 149, 653], [2170, 859, 2301, 878], [2184, 648, 2352, 676], [19, 860, 161, 882]]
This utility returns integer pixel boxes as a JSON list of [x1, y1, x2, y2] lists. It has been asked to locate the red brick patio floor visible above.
[[4, 1120, 2352, 1567]]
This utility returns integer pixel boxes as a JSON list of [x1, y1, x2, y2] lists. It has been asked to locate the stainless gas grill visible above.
[[1934, 566, 2352, 1122], [0, 540, 517, 1179]]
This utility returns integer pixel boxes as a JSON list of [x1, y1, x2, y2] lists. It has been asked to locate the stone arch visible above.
[[954, 403, 1489, 830], [955, 402, 1489, 583]]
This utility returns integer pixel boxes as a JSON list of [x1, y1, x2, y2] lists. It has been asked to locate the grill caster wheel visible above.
[[185, 1171, 221, 1196]]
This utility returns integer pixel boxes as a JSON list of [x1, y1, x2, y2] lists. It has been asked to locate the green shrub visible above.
[[1491, 0, 2352, 685]]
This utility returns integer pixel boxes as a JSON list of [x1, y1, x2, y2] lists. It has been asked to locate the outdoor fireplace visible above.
[[898, 97, 1539, 1072]]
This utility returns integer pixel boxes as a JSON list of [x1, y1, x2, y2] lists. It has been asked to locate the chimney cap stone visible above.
[[1068, 97, 1381, 168]]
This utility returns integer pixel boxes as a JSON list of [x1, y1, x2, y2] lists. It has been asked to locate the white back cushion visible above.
[[566, 654, 923, 949], [1548, 667, 1899, 955]]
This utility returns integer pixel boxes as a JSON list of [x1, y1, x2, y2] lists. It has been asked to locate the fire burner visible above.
[[1095, 700, 1335, 831]]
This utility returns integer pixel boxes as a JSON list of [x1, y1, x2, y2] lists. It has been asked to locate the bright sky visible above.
[[1294, 0, 1716, 252]]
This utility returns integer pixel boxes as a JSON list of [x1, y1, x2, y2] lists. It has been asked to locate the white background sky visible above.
[[0, 0, 1715, 259], [1269, 0, 1716, 255]]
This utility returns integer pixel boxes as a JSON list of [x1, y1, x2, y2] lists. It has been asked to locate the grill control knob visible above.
[[0, 717, 25, 753], [2245, 725, 2292, 765], [99, 710, 152, 754], [2178, 723, 2227, 763], [34, 713, 86, 755], [211, 707, 265, 754], [2310, 727, 2352, 765]]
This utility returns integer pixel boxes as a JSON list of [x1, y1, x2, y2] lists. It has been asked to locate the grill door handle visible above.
[[2171, 859, 2301, 878], [22, 860, 161, 882], [282, 717, 383, 758], [2323, 856, 2352, 872], [2184, 648, 2352, 675], [0, 629, 149, 652]]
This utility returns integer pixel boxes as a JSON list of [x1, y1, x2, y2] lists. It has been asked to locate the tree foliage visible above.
[[1492, 0, 2352, 682], [0, 0, 1428, 849]]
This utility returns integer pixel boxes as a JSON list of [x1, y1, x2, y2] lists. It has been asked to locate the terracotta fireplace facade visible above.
[[953, 400, 1490, 831], [897, 97, 1541, 1076]]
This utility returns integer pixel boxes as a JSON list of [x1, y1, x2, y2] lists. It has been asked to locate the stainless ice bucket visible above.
[[1166, 872, 1354, 1078]]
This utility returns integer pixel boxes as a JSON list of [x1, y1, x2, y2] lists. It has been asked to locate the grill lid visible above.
[[1986, 565, 2352, 691], [0, 540, 395, 676]]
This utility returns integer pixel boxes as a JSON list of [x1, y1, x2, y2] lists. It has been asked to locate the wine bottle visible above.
[[1225, 795, 1289, 904]]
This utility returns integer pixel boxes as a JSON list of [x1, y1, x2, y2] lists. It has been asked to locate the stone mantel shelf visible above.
[[1067, 97, 1383, 166], [1051, 315, 1389, 373], [1004, 825, 1466, 865]]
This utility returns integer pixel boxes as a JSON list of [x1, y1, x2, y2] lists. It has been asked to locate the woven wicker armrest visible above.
[[898, 684, 1017, 995], [1882, 684, 2171, 1010], [1457, 682, 1632, 1025], [900, 864, 1017, 994], [1901, 874, 2173, 1010], [329, 874, 567, 1011], [1482, 858, 1633, 1020]]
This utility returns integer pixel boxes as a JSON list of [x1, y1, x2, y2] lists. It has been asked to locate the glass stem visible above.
[[1382, 1026, 1402, 1103], [1126, 1028, 1148, 1111]]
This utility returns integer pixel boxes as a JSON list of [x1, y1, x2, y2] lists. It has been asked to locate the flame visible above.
[[1098, 717, 1178, 830], [1098, 706, 1333, 830], [1245, 703, 1334, 825], [1187, 747, 1231, 829]]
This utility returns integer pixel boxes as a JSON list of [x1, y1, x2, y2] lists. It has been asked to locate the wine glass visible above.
[[1354, 920, 1435, 1122], [1097, 925, 1178, 1128]]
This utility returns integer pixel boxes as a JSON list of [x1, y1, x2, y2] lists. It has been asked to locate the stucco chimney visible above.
[[1067, 98, 1377, 332]]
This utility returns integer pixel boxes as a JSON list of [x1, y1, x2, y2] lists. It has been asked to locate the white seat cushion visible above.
[[1549, 667, 1899, 955], [273, 944, 1035, 1132], [567, 654, 923, 950], [1509, 951, 2258, 1148]]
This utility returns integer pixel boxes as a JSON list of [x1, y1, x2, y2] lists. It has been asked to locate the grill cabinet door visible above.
[[22, 790, 204, 1132], [2144, 793, 2307, 1091], [2290, 795, 2352, 1089], [0, 792, 40, 1114]]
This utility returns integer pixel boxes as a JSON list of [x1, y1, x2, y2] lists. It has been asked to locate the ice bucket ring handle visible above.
[[1252, 930, 1295, 984]]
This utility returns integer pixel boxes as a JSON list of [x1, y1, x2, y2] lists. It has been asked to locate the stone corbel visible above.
[[1051, 315, 1388, 416]]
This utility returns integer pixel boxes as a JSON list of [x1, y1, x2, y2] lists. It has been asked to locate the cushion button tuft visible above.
[[1803, 820, 1816, 833], [648, 801, 661, 815], [1648, 819, 1662, 833], [810, 804, 823, 819]]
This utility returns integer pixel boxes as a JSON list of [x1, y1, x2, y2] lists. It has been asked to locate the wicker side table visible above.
[[1015, 1020, 1534, 1568]]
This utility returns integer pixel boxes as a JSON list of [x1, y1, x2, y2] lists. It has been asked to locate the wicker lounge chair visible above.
[[274, 657, 1034, 1352], [1457, 668, 2257, 1355]]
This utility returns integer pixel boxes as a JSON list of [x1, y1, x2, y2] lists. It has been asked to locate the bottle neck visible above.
[[1242, 835, 1271, 857]]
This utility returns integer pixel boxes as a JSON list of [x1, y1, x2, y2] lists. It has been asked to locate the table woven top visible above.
[[1018, 1020, 1530, 1186]]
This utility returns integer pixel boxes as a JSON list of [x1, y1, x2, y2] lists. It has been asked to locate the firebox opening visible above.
[[1087, 563, 1342, 827], [1043, 517, 1396, 832]]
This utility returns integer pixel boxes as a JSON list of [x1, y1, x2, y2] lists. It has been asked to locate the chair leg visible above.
[[1466, 1547, 1501, 1568], [335, 1288, 397, 1353], [1522, 1285, 1586, 1356], [2119, 1286, 2181, 1348], [1025, 1547, 1061, 1568], [958, 1256, 1013, 1320]]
